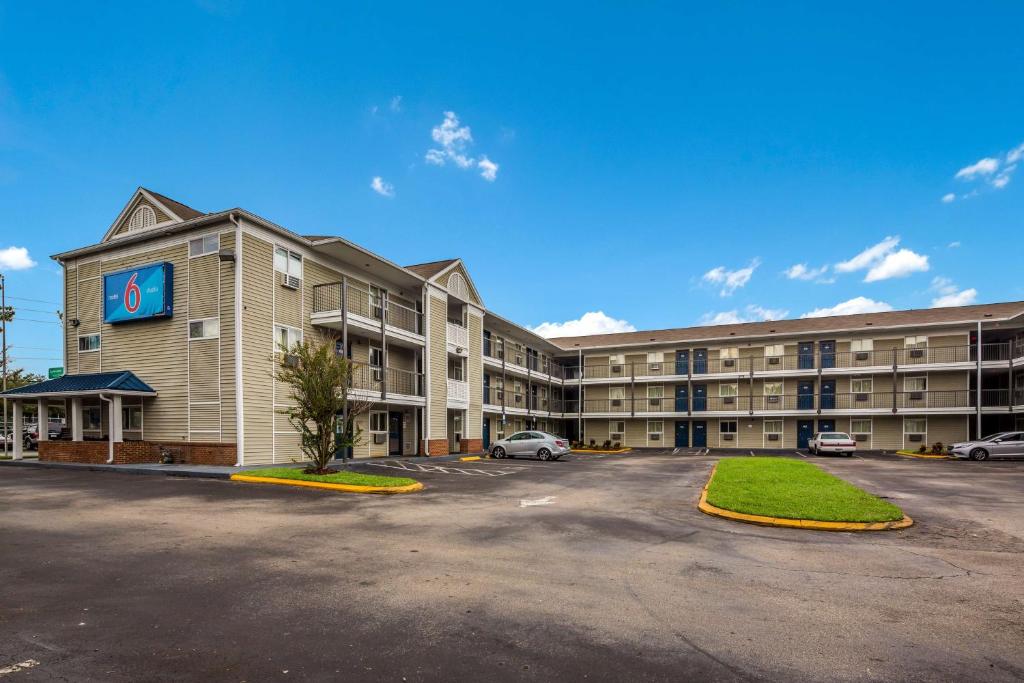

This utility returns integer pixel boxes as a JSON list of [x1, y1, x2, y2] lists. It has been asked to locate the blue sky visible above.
[[1, 2, 1023, 372]]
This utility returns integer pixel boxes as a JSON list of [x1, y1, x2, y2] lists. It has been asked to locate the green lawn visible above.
[[705, 457, 904, 522], [242, 467, 418, 488]]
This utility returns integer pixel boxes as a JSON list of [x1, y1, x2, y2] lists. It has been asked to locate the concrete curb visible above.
[[697, 463, 914, 532], [895, 451, 951, 460], [571, 448, 632, 455], [0, 458, 236, 479], [229, 474, 424, 494]]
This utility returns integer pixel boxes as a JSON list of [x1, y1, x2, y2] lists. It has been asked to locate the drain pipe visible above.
[[99, 393, 114, 463]]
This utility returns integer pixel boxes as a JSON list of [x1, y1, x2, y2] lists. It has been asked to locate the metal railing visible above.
[[349, 364, 423, 396], [483, 338, 571, 379], [577, 390, 990, 413], [312, 282, 422, 335]]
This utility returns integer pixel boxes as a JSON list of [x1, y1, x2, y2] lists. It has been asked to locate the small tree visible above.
[[275, 336, 373, 474]]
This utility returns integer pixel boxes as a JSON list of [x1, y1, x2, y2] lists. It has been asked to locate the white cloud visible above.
[[1007, 142, 1024, 164], [930, 276, 977, 308], [702, 258, 760, 296], [991, 165, 1015, 189], [864, 248, 929, 282], [948, 241, 960, 248], [425, 111, 497, 177], [370, 176, 394, 198], [941, 193, 956, 203], [801, 297, 893, 318], [0, 246, 36, 270], [955, 157, 999, 180], [389, 95, 403, 112], [834, 236, 900, 273], [477, 156, 498, 182], [784, 263, 829, 282], [531, 311, 636, 338], [699, 304, 788, 326]]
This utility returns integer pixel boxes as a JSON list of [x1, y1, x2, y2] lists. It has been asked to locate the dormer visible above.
[[101, 187, 205, 242]]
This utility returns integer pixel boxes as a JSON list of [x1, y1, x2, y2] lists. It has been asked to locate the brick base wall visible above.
[[39, 440, 237, 466], [425, 439, 449, 456], [460, 438, 483, 454]]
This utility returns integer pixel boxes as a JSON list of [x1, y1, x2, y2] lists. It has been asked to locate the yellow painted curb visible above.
[[459, 456, 482, 462], [697, 464, 913, 532], [895, 451, 951, 460], [230, 474, 424, 494], [571, 448, 632, 455]]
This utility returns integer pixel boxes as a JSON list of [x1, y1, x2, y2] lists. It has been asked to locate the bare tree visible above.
[[275, 335, 373, 474]]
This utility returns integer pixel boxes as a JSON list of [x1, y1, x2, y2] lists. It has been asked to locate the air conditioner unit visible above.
[[610, 432, 623, 441], [767, 433, 780, 442], [766, 395, 779, 404], [649, 363, 661, 371], [723, 359, 736, 368], [611, 365, 622, 373], [723, 396, 735, 405], [649, 398, 661, 408], [908, 433, 924, 443], [854, 433, 869, 442], [855, 393, 869, 402], [909, 391, 924, 400], [768, 357, 781, 365], [611, 399, 622, 408], [373, 433, 386, 444], [280, 273, 300, 290], [283, 354, 300, 368], [649, 433, 661, 441], [855, 352, 870, 361], [909, 349, 925, 358], [722, 433, 735, 441]]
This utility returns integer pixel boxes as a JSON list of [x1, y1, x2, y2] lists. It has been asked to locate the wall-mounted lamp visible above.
[[70, 318, 81, 328], [218, 249, 236, 263]]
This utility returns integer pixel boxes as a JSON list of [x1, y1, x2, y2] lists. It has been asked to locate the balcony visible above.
[[483, 339, 569, 380], [447, 321, 469, 355], [482, 386, 574, 414], [447, 378, 469, 408], [311, 282, 423, 338], [348, 364, 424, 400]]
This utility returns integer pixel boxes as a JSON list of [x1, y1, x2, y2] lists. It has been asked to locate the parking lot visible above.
[[2, 451, 1024, 681]]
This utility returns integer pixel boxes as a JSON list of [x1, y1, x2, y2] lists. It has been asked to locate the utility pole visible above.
[[1, 272, 8, 456]]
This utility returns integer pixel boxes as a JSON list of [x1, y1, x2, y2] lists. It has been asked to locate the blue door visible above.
[[798, 381, 814, 410], [798, 342, 815, 369], [674, 421, 689, 447], [693, 384, 707, 411], [675, 385, 689, 412], [693, 348, 707, 374], [817, 419, 835, 433], [675, 350, 689, 375], [483, 417, 490, 449], [692, 421, 707, 447], [798, 420, 814, 448], [820, 340, 836, 369], [820, 380, 836, 410]]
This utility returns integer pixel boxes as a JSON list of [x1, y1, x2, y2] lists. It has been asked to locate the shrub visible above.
[[930, 442, 944, 455], [602, 440, 612, 449], [917, 444, 928, 454], [612, 442, 621, 449], [589, 438, 597, 448]]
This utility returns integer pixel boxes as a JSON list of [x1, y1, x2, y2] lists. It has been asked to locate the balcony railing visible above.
[[483, 387, 576, 413], [312, 282, 423, 335], [577, 390, 990, 413], [447, 378, 469, 404], [483, 339, 571, 379], [349, 364, 424, 396], [447, 321, 469, 349]]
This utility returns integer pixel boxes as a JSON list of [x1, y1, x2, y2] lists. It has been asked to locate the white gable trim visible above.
[[427, 259, 484, 306], [101, 188, 190, 242]]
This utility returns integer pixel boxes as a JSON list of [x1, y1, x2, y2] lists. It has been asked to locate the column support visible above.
[[71, 397, 83, 441], [36, 398, 48, 444], [11, 399, 23, 460]]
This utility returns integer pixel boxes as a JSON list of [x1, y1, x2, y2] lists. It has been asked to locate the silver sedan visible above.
[[949, 432, 1024, 460], [490, 431, 570, 461]]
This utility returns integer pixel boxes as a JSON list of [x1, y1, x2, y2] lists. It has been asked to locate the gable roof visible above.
[[1, 371, 157, 398], [101, 187, 206, 242], [548, 301, 1024, 350], [405, 258, 459, 279], [143, 188, 203, 220]]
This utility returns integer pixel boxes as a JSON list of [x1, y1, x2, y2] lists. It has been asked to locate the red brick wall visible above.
[[461, 438, 483, 454], [426, 439, 449, 456], [39, 440, 237, 466]]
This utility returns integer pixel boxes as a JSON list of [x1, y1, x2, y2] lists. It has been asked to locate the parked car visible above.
[[949, 432, 1024, 461], [808, 432, 856, 456], [490, 431, 570, 460]]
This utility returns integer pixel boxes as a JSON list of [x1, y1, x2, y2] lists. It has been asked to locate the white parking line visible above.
[[793, 450, 807, 458], [361, 461, 522, 476], [0, 660, 40, 677]]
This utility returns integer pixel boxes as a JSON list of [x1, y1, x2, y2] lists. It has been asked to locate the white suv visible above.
[[808, 432, 856, 456]]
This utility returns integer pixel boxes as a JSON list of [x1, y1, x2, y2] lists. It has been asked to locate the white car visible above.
[[808, 432, 856, 456]]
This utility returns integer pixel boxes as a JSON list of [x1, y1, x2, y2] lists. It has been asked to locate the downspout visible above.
[[99, 393, 114, 463], [976, 320, 982, 439], [231, 212, 245, 466]]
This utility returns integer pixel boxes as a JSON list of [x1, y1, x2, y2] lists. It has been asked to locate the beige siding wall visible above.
[[466, 310, 483, 440], [427, 292, 447, 441], [112, 197, 173, 237], [241, 234, 275, 464]]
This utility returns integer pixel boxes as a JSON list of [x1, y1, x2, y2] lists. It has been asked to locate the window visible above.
[[719, 383, 738, 397], [647, 420, 663, 442], [719, 347, 738, 359], [647, 385, 664, 399], [609, 420, 625, 437], [274, 324, 302, 351], [369, 411, 387, 433], [127, 205, 156, 231], [189, 234, 220, 258], [122, 405, 143, 431], [764, 381, 783, 396], [719, 421, 737, 443], [904, 336, 928, 348], [369, 346, 383, 368], [904, 417, 927, 442], [274, 247, 303, 279], [609, 386, 625, 400], [851, 419, 872, 435], [647, 351, 662, 363], [905, 376, 927, 392], [189, 318, 219, 340], [851, 378, 873, 393], [851, 339, 874, 352], [764, 420, 783, 434], [78, 334, 101, 352], [764, 344, 785, 357], [83, 406, 102, 430]]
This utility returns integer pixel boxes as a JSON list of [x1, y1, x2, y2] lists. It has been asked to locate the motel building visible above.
[[3, 188, 1024, 465]]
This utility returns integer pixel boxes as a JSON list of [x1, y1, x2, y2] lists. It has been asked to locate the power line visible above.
[[12, 318, 62, 325], [8, 296, 60, 305], [11, 307, 60, 315]]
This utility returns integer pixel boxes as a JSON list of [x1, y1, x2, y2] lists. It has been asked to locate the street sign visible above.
[[48, 367, 64, 379]]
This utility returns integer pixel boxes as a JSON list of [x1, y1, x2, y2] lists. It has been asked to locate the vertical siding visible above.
[[241, 234, 275, 464], [428, 293, 447, 440], [187, 250, 221, 441], [466, 310, 483, 439], [219, 231, 237, 442]]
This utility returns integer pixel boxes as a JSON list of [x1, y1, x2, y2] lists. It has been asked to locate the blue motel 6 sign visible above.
[[103, 262, 174, 324]]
